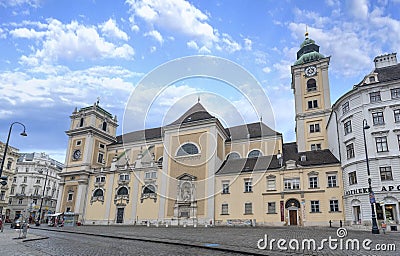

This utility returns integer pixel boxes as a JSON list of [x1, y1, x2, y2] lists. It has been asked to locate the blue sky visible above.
[[0, 0, 399, 162]]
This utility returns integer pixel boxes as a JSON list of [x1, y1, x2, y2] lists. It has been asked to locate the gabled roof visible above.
[[282, 142, 339, 166], [168, 102, 214, 126], [216, 155, 279, 175], [225, 122, 281, 141], [216, 142, 339, 175]]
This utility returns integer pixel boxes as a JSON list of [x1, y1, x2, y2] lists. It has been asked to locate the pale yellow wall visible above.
[[215, 164, 344, 226]]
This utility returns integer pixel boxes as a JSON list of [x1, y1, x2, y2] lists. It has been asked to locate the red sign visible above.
[[280, 201, 284, 221]]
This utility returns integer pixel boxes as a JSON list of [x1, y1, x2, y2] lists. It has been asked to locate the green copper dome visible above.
[[300, 37, 315, 48], [294, 51, 325, 65]]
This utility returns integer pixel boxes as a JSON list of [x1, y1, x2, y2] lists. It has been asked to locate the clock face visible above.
[[73, 149, 81, 160], [305, 66, 317, 77]]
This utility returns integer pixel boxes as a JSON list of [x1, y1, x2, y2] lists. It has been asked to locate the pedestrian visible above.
[[381, 221, 387, 234], [0, 217, 3, 232]]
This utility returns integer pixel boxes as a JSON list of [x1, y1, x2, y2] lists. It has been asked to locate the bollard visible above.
[[329, 220, 332, 228], [165, 222, 168, 228], [194, 223, 197, 228], [340, 220, 342, 228], [147, 221, 150, 227]]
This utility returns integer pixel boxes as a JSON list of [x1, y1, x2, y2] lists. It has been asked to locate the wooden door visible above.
[[289, 210, 297, 225]]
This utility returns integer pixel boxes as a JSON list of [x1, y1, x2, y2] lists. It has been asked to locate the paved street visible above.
[[1, 224, 400, 255]]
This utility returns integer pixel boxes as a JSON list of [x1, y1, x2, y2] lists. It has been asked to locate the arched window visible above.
[[307, 79, 317, 92], [117, 187, 128, 196], [248, 149, 262, 158], [93, 189, 103, 197], [102, 121, 107, 131], [143, 185, 156, 194], [226, 152, 240, 160], [177, 143, 199, 156]]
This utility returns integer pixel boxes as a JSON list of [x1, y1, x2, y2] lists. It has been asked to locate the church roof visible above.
[[112, 103, 280, 145], [168, 102, 215, 126]]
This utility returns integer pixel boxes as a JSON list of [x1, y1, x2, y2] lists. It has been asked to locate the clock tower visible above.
[[56, 101, 117, 220], [291, 32, 331, 152]]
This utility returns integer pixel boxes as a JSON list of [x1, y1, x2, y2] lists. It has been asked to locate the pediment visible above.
[[177, 173, 197, 181]]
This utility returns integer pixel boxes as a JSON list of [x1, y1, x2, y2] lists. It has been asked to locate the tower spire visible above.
[[305, 25, 309, 38]]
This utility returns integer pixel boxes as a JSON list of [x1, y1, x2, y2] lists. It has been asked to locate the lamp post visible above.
[[36, 162, 49, 226], [0, 122, 27, 184], [362, 119, 380, 234]]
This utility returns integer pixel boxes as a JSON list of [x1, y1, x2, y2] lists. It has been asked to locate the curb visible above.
[[22, 236, 49, 242]]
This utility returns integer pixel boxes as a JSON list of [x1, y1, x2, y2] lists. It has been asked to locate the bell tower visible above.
[[291, 31, 331, 152], [56, 101, 117, 220]]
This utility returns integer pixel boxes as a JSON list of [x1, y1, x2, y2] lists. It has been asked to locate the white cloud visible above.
[[126, 0, 217, 44], [244, 38, 252, 51], [144, 30, 163, 44], [187, 40, 199, 50], [262, 67, 271, 73], [346, 0, 369, 20], [99, 18, 129, 41], [0, 0, 40, 7], [198, 46, 211, 54], [10, 18, 135, 66]]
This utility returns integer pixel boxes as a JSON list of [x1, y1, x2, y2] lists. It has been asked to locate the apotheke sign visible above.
[[345, 185, 400, 196]]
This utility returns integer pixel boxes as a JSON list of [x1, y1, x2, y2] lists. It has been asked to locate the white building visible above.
[[327, 53, 400, 229], [8, 152, 63, 221]]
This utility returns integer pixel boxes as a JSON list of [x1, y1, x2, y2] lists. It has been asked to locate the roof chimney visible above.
[[374, 53, 397, 68]]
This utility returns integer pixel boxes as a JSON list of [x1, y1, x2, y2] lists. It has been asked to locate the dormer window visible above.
[[369, 76, 375, 83]]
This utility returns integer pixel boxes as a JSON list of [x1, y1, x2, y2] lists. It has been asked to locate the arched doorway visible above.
[[285, 199, 300, 226]]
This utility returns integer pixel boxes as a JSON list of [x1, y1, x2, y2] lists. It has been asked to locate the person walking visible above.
[[381, 221, 387, 234], [0, 217, 3, 232]]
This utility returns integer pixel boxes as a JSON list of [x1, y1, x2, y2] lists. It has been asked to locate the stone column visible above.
[[55, 182, 65, 213]]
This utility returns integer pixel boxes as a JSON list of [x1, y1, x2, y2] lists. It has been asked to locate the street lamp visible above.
[[362, 119, 380, 234], [36, 162, 49, 226], [0, 122, 27, 185]]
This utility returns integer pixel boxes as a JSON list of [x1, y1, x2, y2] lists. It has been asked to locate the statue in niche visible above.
[[181, 182, 191, 201]]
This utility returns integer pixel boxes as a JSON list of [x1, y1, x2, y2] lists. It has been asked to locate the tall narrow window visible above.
[[306, 79, 317, 92], [375, 136, 388, 152], [391, 88, 400, 99], [244, 203, 253, 214], [370, 92, 381, 102], [102, 121, 107, 131], [330, 200, 339, 212], [372, 112, 384, 125], [394, 109, 400, 123], [342, 102, 350, 114], [310, 200, 320, 213], [349, 171, 357, 185], [244, 179, 252, 193], [344, 120, 352, 135], [79, 118, 84, 127], [346, 143, 355, 159], [380, 167, 393, 181], [221, 204, 229, 215]]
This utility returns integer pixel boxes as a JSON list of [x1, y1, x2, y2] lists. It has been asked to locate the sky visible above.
[[0, 0, 400, 163]]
